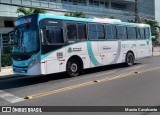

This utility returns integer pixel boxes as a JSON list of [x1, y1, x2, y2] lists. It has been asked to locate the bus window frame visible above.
[[96, 23, 106, 40], [76, 22, 88, 41], [116, 25, 128, 40], [105, 24, 118, 41], [66, 21, 77, 41], [126, 26, 137, 40], [136, 27, 145, 40], [144, 27, 150, 39], [66, 21, 88, 42], [88, 23, 98, 41], [45, 26, 65, 45]]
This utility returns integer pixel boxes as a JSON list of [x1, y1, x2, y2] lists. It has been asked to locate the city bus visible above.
[[12, 14, 152, 77]]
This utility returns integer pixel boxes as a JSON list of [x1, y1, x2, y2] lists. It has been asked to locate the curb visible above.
[[153, 51, 160, 57], [2, 66, 12, 69], [0, 74, 25, 81]]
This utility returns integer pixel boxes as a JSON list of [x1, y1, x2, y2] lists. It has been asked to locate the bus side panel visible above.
[[136, 40, 148, 59], [121, 40, 137, 62], [87, 41, 101, 67], [58, 48, 68, 72], [42, 48, 64, 74], [146, 39, 152, 57], [149, 39, 153, 56], [65, 42, 91, 69], [46, 60, 60, 74], [98, 41, 119, 65], [27, 63, 42, 75], [41, 62, 46, 75]]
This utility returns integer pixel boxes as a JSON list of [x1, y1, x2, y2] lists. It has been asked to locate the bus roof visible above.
[[17, 13, 150, 27]]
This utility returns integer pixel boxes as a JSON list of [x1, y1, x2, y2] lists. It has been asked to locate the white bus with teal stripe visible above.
[[12, 14, 152, 77]]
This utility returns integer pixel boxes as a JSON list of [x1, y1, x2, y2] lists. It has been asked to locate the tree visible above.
[[64, 12, 85, 18], [142, 19, 160, 46], [17, 7, 46, 15], [109, 16, 115, 19]]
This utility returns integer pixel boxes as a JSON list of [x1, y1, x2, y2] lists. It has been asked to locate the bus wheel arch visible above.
[[125, 51, 135, 66], [66, 55, 84, 77]]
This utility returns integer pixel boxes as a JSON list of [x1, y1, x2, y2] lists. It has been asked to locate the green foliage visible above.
[[142, 19, 160, 46], [64, 12, 85, 18], [33, 9, 46, 14], [3, 45, 12, 54], [2, 45, 12, 67], [1, 54, 12, 67], [109, 16, 115, 19], [17, 7, 46, 15]]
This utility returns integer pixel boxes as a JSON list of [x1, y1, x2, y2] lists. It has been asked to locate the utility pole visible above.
[[135, 0, 139, 23], [0, 34, 1, 72]]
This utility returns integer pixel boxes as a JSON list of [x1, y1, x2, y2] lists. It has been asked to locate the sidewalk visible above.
[[0, 66, 14, 77], [153, 47, 160, 56], [153, 51, 160, 56]]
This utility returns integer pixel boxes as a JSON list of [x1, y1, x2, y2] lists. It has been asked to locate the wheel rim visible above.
[[127, 55, 133, 65], [70, 63, 78, 73]]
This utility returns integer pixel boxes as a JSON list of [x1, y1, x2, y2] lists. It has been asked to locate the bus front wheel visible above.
[[125, 52, 134, 66], [66, 58, 81, 77]]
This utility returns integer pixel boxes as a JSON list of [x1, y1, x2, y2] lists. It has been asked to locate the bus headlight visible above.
[[28, 58, 39, 68]]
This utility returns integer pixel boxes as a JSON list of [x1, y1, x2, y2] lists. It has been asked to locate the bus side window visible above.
[[137, 27, 145, 39], [105, 24, 117, 40], [137, 28, 141, 39], [127, 27, 136, 39], [46, 27, 64, 44], [145, 27, 150, 39], [117, 25, 127, 39], [97, 24, 105, 39], [77, 23, 87, 40], [88, 23, 97, 40], [66, 22, 77, 40]]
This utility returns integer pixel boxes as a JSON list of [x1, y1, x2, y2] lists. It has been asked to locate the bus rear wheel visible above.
[[67, 58, 81, 77], [125, 52, 134, 66]]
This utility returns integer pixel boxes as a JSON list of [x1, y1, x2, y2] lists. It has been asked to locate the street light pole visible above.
[[0, 34, 1, 72], [0, 44, 1, 72], [135, 0, 139, 23]]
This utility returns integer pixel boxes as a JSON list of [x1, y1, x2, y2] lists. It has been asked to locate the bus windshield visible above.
[[13, 24, 39, 53]]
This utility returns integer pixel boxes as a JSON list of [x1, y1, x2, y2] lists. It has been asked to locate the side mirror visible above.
[[40, 28, 48, 45], [151, 36, 155, 40], [8, 39, 14, 45], [46, 29, 49, 39], [40, 29, 44, 43]]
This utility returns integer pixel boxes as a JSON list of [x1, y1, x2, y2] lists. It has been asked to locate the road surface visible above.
[[0, 56, 160, 115]]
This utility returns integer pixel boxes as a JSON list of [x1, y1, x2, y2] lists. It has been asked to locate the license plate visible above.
[[15, 69, 24, 73]]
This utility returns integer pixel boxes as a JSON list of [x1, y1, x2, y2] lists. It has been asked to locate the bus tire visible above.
[[66, 58, 81, 77], [125, 52, 134, 66]]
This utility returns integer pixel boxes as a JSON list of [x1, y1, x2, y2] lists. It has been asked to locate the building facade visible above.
[[0, 0, 157, 53]]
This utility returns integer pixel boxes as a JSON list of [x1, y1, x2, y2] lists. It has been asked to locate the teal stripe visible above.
[[87, 41, 102, 66], [38, 14, 92, 22], [40, 41, 86, 61]]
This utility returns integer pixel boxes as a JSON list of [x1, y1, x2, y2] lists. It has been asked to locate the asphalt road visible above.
[[0, 56, 160, 115]]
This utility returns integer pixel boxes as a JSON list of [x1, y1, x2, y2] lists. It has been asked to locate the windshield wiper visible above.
[[14, 27, 21, 47], [25, 23, 30, 31]]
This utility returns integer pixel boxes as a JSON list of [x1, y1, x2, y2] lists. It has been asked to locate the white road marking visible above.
[[0, 90, 25, 103]]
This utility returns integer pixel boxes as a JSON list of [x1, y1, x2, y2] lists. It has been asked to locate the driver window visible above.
[[46, 27, 64, 44]]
